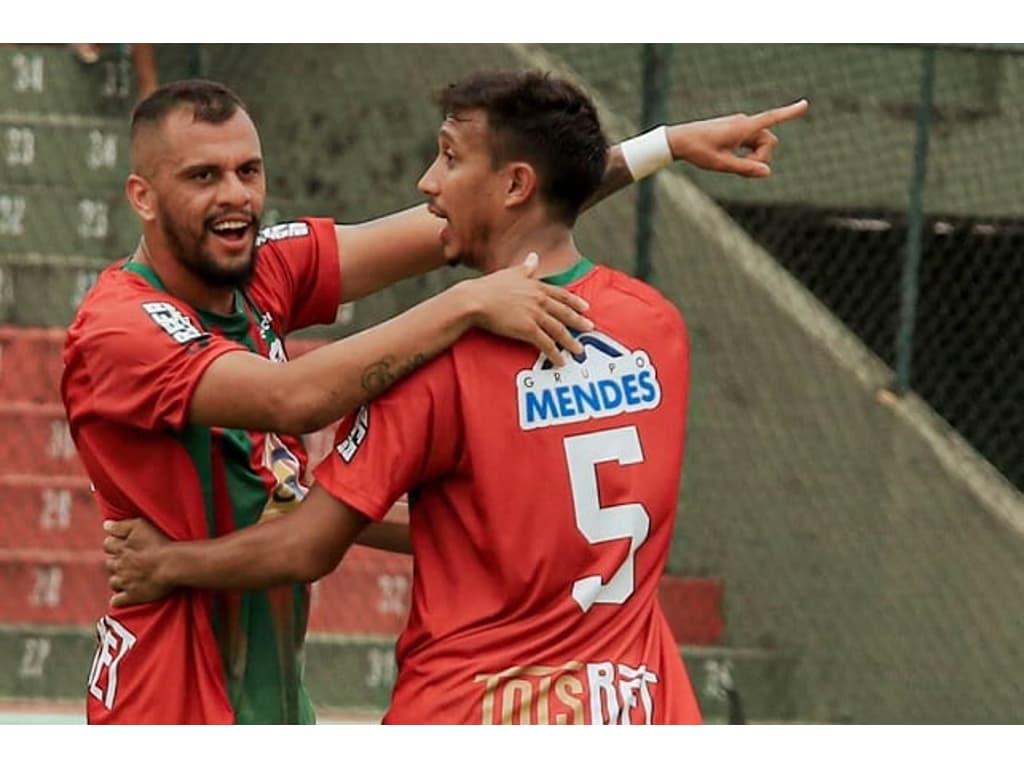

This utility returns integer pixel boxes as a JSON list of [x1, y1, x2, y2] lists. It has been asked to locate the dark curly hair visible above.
[[436, 70, 608, 224]]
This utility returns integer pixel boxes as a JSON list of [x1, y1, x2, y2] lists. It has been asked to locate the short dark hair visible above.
[[436, 70, 608, 224], [130, 78, 248, 138]]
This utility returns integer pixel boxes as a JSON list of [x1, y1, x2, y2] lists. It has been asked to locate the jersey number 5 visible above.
[[564, 426, 650, 612]]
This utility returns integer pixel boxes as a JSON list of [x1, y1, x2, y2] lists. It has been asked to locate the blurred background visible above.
[[0, 42, 1022, 724]]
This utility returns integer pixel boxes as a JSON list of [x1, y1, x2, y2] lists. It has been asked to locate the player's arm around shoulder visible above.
[[189, 253, 593, 437], [105, 483, 371, 603]]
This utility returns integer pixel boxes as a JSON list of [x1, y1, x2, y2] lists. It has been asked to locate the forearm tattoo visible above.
[[361, 354, 427, 397]]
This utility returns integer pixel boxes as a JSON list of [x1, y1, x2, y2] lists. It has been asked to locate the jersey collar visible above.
[[539, 258, 595, 287], [122, 260, 249, 336]]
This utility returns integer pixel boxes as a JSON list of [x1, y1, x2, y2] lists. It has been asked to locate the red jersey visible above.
[[315, 259, 701, 724], [61, 218, 340, 724]]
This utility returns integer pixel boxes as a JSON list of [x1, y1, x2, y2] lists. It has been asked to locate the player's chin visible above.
[[443, 241, 466, 268]]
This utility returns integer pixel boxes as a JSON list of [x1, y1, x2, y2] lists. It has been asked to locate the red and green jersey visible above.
[[61, 218, 340, 724], [315, 259, 702, 724]]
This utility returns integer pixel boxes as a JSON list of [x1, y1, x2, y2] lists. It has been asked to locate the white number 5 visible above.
[[564, 426, 650, 612]]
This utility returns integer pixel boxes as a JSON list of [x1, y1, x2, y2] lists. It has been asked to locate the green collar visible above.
[[122, 260, 248, 336], [540, 258, 595, 287], [122, 260, 168, 291]]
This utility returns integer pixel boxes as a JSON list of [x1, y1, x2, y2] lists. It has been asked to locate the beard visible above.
[[159, 204, 261, 289]]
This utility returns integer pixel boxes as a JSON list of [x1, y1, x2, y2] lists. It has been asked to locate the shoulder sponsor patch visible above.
[[516, 331, 661, 430], [336, 405, 370, 463], [141, 301, 209, 345], [255, 221, 310, 248]]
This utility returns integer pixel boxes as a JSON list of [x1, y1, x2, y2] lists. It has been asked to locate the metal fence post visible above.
[[635, 44, 673, 283], [893, 46, 937, 394]]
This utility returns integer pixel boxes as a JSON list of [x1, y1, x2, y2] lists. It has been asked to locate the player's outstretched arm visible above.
[[336, 100, 808, 301], [104, 484, 367, 605], [188, 252, 592, 437], [585, 98, 810, 208]]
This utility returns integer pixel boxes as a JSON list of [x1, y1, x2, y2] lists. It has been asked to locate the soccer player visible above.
[[103, 72, 808, 724]]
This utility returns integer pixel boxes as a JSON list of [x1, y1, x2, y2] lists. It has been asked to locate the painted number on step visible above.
[[5, 127, 35, 166], [86, 131, 117, 170], [77, 199, 108, 239], [40, 489, 72, 530], [12, 53, 44, 93], [30, 566, 63, 607], [0, 195, 27, 236], [19, 637, 52, 678]]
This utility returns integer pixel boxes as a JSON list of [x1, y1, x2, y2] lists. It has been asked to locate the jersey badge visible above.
[[141, 301, 209, 346], [336, 405, 370, 463]]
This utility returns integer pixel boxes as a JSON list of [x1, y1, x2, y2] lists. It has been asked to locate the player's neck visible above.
[[491, 219, 580, 278], [133, 235, 236, 315]]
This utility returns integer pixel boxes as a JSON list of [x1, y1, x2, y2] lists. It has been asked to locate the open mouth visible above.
[[427, 206, 452, 246], [207, 216, 253, 245]]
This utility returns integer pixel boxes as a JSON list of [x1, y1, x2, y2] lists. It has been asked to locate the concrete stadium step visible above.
[[0, 545, 415, 634], [661, 576, 723, 645], [0, 328, 326, 404], [0, 402, 81, 476], [1, 121, 127, 189], [0, 325, 64, 402], [0, 186, 137, 259], [1, 45, 137, 118], [0, 542, 725, 649], [0, 546, 416, 632], [0, 551, 108, 626], [0, 475, 97, 550], [310, 546, 412, 635], [0, 259, 105, 327], [682, 645, 800, 724], [0, 623, 799, 723]]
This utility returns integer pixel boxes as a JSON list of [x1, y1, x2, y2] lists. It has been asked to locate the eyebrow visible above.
[[177, 157, 262, 176]]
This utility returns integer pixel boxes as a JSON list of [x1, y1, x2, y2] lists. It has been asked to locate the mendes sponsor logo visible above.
[[516, 331, 661, 430], [255, 221, 310, 248], [141, 301, 209, 345], [474, 659, 660, 725]]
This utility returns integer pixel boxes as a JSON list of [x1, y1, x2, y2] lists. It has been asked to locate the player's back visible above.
[[391, 260, 700, 724]]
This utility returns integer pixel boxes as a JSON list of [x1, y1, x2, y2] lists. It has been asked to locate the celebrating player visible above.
[[102, 71, 808, 724]]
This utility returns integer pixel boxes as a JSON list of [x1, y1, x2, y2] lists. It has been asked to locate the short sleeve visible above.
[[313, 353, 462, 522], [249, 217, 341, 333], [66, 296, 247, 432]]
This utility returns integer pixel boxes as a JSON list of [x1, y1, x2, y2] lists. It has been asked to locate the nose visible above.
[[218, 171, 252, 209], [417, 158, 440, 197]]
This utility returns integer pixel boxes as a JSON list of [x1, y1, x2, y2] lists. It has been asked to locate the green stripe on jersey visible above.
[[127, 259, 313, 723]]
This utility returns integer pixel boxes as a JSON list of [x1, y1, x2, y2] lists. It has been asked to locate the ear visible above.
[[504, 162, 537, 209], [125, 173, 157, 222]]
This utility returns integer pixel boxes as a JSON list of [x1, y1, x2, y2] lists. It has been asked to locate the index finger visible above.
[[533, 330, 566, 368], [750, 98, 809, 131]]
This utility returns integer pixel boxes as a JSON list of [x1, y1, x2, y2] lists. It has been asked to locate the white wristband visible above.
[[620, 125, 673, 181]]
